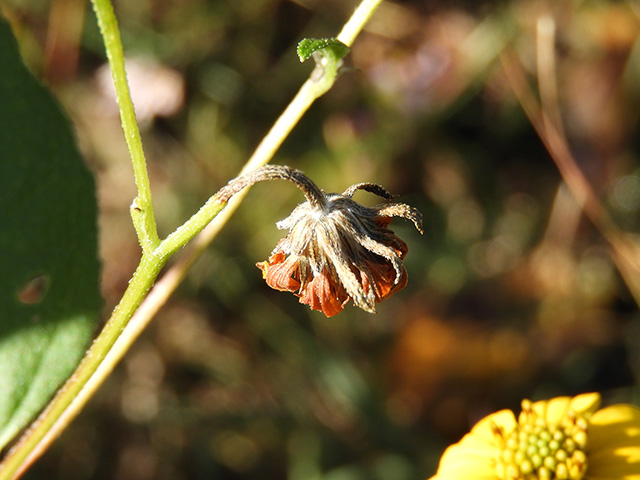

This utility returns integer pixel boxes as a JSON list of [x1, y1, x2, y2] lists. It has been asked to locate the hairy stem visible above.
[[159, 166, 326, 261], [92, 0, 159, 251]]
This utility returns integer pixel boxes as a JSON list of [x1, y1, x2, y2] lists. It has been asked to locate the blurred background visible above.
[[3, 0, 640, 478]]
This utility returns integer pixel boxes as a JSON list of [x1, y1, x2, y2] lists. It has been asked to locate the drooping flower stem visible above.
[[218, 166, 327, 208], [158, 167, 326, 260]]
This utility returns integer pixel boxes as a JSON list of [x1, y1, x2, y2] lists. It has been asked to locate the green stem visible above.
[[157, 197, 228, 260], [0, 253, 166, 479], [92, 0, 159, 251], [337, 0, 383, 46]]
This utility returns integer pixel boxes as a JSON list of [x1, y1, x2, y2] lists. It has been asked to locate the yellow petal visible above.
[[591, 404, 640, 428], [570, 392, 601, 415], [587, 476, 640, 480], [429, 410, 516, 480], [589, 405, 640, 451], [588, 445, 640, 478], [436, 434, 497, 473], [534, 396, 570, 424], [429, 469, 498, 480], [435, 452, 496, 478], [470, 409, 517, 442], [588, 404, 640, 480], [590, 444, 640, 462], [533, 393, 599, 424]]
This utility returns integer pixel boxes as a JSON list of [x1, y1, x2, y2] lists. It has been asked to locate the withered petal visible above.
[[374, 216, 393, 229], [384, 267, 408, 298], [299, 270, 349, 317], [372, 222, 409, 259], [358, 257, 407, 301], [257, 252, 301, 293]]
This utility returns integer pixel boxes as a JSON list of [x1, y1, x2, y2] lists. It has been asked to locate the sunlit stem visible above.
[[337, 0, 384, 46], [92, 0, 159, 252]]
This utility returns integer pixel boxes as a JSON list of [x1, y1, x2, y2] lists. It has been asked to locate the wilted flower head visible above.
[[428, 392, 640, 480], [218, 165, 423, 317]]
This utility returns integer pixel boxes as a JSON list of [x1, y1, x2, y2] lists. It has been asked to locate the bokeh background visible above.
[[3, 0, 640, 478]]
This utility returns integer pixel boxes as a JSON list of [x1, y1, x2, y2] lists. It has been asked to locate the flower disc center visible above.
[[494, 400, 589, 480]]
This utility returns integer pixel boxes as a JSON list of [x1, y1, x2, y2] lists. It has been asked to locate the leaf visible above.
[[0, 16, 101, 450], [296, 37, 350, 63]]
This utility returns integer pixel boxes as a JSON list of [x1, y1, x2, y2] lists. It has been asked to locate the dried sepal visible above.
[[376, 203, 424, 235], [342, 182, 395, 200]]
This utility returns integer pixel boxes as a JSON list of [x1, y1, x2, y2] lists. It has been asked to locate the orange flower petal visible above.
[[257, 252, 301, 293], [299, 270, 349, 317], [359, 258, 406, 300], [373, 222, 409, 258]]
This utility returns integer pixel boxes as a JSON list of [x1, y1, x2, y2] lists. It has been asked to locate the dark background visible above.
[[3, 0, 640, 478]]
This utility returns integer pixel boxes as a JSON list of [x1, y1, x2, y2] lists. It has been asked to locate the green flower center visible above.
[[493, 400, 589, 480]]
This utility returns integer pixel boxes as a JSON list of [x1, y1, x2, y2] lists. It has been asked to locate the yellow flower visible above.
[[429, 393, 640, 480]]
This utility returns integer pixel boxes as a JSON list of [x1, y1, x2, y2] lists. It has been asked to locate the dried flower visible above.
[[428, 393, 640, 480], [218, 165, 422, 317]]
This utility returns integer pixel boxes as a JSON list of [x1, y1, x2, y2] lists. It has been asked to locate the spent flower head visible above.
[[218, 165, 423, 317], [428, 393, 640, 480]]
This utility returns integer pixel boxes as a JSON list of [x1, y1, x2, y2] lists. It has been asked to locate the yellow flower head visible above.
[[429, 393, 640, 480]]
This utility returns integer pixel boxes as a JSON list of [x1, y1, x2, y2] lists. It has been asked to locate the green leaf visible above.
[[0, 16, 101, 450], [296, 37, 350, 63], [296, 38, 350, 98]]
